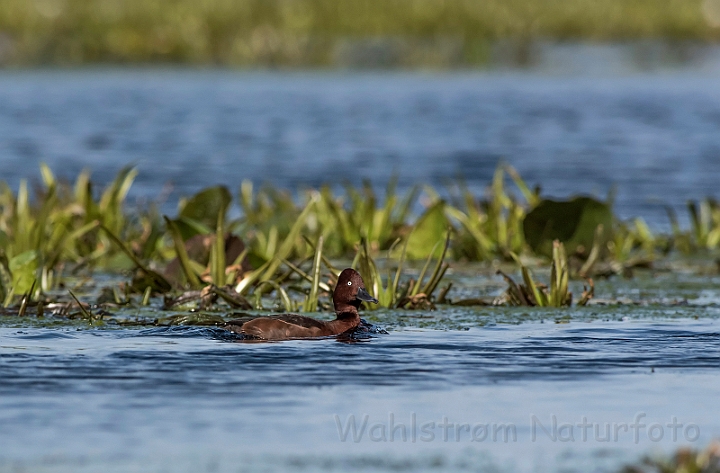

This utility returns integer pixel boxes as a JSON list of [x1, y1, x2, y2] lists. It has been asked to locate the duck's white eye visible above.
[[347, 281, 352, 286]]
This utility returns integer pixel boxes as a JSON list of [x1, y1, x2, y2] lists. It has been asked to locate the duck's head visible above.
[[334, 268, 378, 312]]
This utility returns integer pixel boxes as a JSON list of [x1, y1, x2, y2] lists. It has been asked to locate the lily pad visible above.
[[523, 197, 612, 258]]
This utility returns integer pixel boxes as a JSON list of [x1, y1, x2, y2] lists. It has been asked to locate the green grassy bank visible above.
[[0, 0, 718, 67]]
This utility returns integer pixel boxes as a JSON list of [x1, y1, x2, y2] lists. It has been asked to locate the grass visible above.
[[0, 0, 717, 67], [2, 163, 720, 319]]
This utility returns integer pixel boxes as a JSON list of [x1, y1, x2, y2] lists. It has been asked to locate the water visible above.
[[1, 70, 720, 227], [2, 270, 720, 472], [2, 69, 720, 472]]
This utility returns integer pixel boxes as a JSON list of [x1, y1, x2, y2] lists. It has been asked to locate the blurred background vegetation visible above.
[[0, 0, 719, 67]]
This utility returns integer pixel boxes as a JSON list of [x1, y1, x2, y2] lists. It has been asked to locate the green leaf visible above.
[[421, 230, 451, 297], [444, 206, 493, 260], [520, 266, 546, 307], [171, 216, 214, 241], [304, 236, 324, 312], [98, 166, 137, 233], [523, 197, 613, 258], [406, 200, 448, 260], [40, 162, 56, 189], [164, 216, 202, 288], [0, 252, 12, 304], [235, 195, 318, 294], [9, 250, 39, 296], [504, 163, 539, 207], [179, 186, 232, 233], [99, 224, 172, 293], [210, 209, 227, 286]]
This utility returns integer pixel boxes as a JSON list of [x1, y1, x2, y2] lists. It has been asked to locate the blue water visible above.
[[1, 314, 719, 473], [1, 70, 720, 227], [2, 69, 720, 472]]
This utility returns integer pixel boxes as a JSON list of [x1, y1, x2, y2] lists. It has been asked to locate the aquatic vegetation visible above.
[[661, 199, 720, 256], [2, 163, 720, 320], [675, 198, 720, 253], [523, 196, 613, 259], [234, 167, 531, 265], [356, 237, 405, 309], [0, 0, 714, 67], [302, 235, 324, 313], [594, 218, 659, 278], [445, 165, 534, 260], [621, 441, 720, 473], [315, 179, 418, 257], [356, 230, 451, 310], [497, 241, 593, 307], [0, 165, 155, 304]]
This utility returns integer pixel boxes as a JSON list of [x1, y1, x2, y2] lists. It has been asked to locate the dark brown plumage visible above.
[[223, 268, 378, 340]]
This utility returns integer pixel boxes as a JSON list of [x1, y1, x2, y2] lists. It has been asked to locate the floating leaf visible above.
[[523, 197, 612, 258], [179, 186, 232, 233]]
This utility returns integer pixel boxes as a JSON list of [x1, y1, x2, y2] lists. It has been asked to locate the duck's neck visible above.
[[327, 308, 360, 334]]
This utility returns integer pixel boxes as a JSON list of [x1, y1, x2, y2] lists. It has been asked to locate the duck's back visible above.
[[224, 314, 329, 340]]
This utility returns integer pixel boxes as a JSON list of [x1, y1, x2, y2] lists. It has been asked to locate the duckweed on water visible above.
[[1, 164, 720, 322]]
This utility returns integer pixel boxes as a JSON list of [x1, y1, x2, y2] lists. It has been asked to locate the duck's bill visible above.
[[357, 287, 379, 304]]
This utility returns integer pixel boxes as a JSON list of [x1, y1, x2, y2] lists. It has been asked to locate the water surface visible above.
[[2, 294, 719, 473], [1, 70, 719, 227], [2, 69, 720, 472]]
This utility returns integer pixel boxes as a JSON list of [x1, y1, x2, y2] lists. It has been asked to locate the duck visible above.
[[223, 268, 379, 340]]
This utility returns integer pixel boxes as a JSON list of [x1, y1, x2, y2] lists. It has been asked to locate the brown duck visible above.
[[223, 268, 378, 340]]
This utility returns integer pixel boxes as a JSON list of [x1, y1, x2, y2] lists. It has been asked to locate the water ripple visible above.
[[1, 322, 718, 397]]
